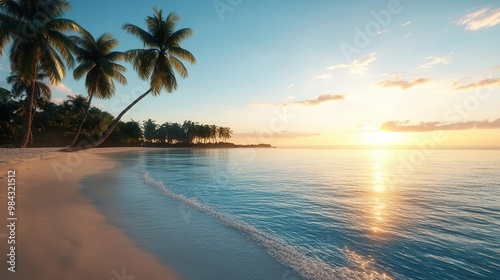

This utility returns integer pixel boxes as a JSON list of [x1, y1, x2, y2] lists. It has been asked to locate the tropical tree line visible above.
[[0, 88, 233, 147], [142, 119, 233, 144], [0, 0, 196, 151], [0, 90, 140, 146], [0, 90, 233, 147]]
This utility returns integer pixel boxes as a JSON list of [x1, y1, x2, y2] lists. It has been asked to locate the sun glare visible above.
[[359, 124, 402, 146], [364, 131, 401, 145]]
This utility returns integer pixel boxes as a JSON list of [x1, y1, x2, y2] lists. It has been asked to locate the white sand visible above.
[[0, 148, 178, 280]]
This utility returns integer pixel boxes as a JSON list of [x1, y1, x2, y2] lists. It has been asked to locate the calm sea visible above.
[[82, 148, 500, 280]]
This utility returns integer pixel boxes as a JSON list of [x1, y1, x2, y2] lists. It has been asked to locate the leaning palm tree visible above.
[[0, 0, 82, 147], [7, 71, 51, 143], [66, 32, 127, 147], [65, 7, 195, 151]]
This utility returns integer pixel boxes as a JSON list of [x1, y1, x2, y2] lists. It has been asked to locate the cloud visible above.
[[401, 21, 412, 27], [453, 78, 500, 90], [310, 73, 332, 81], [417, 54, 452, 69], [249, 94, 344, 108], [0, 64, 10, 72], [48, 81, 73, 95], [380, 118, 500, 132], [456, 7, 500, 31], [283, 84, 295, 93], [51, 98, 64, 105], [234, 131, 320, 139], [292, 94, 344, 106], [376, 76, 430, 89], [326, 53, 377, 75], [377, 29, 392, 35], [489, 65, 500, 71]]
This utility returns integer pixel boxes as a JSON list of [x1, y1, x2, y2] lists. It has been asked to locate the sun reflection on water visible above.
[[370, 150, 390, 235]]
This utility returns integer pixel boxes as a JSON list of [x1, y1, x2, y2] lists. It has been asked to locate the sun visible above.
[[359, 124, 402, 146]]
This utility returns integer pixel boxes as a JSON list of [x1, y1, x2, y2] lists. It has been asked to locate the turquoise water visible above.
[[83, 148, 500, 280]]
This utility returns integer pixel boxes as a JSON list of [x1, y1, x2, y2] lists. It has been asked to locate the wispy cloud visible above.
[[234, 131, 320, 139], [326, 53, 377, 75], [453, 78, 500, 90], [283, 83, 295, 93], [249, 94, 345, 108], [0, 64, 10, 72], [310, 73, 332, 81], [293, 94, 344, 106], [377, 29, 392, 35], [417, 54, 452, 69], [456, 7, 500, 31], [401, 21, 412, 27], [488, 65, 500, 72], [376, 76, 430, 90], [380, 118, 500, 132]]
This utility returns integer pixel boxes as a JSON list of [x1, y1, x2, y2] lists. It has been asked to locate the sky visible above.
[[1, 0, 500, 147]]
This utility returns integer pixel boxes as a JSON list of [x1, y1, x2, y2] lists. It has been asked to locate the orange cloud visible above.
[[292, 94, 344, 106], [234, 131, 320, 139], [380, 118, 500, 132], [249, 94, 344, 108], [376, 76, 430, 89], [453, 78, 500, 90]]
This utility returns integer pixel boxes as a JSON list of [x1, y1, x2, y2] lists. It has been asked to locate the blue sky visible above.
[[1, 0, 500, 147]]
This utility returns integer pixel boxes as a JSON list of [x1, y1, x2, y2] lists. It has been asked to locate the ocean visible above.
[[82, 148, 500, 280]]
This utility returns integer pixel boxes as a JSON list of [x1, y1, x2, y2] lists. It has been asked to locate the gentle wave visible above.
[[141, 172, 392, 280]]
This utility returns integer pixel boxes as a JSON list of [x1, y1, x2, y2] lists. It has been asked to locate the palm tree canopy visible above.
[[71, 31, 127, 99], [0, 0, 83, 84], [123, 7, 196, 95], [7, 72, 51, 101], [64, 94, 88, 114]]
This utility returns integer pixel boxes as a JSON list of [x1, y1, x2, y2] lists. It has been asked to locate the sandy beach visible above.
[[0, 148, 178, 280]]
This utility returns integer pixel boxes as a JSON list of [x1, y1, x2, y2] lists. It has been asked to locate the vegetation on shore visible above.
[[0, 1, 200, 151], [0, 90, 243, 147]]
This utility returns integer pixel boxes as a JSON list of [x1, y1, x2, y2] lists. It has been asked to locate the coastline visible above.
[[0, 148, 178, 280]]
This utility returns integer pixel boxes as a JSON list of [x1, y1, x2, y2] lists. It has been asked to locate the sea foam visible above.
[[141, 171, 392, 280]]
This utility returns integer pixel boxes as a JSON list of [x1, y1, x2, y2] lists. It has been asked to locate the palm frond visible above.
[[122, 23, 156, 47], [0, 0, 22, 18], [168, 47, 196, 64], [73, 60, 95, 80], [167, 28, 193, 46], [168, 55, 188, 78]]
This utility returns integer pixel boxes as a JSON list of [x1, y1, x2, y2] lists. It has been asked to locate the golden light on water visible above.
[[370, 150, 390, 235]]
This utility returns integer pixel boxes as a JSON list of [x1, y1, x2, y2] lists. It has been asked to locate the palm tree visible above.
[[66, 7, 195, 151], [143, 119, 157, 143], [66, 32, 127, 147], [64, 94, 88, 115], [7, 71, 51, 143], [0, 0, 82, 147]]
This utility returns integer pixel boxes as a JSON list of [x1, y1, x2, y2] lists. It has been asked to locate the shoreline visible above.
[[0, 148, 178, 280]]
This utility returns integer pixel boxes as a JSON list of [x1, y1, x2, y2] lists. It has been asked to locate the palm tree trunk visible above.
[[19, 83, 36, 148], [67, 94, 94, 147], [61, 88, 153, 152], [29, 106, 36, 145]]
